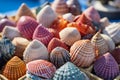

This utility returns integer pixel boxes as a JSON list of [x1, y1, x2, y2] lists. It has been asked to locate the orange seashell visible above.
[[3, 56, 26, 80]]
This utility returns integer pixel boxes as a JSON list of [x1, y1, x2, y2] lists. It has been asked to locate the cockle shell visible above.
[[33, 24, 53, 46], [103, 22, 120, 44], [62, 13, 74, 22], [12, 37, 30, 59], [3, 56, 26, 80], [37, 5, 57, 28], [26, 60, 56, 79], [100, 17, 110, 28], [47, 38, 68, 53], [70, 40, 96, 68], [91, 32, 109, 55], [17, 16, 39, 40], [94, 52, 119, 80], [59, 27, 81, 46], [53, 62, 89, 80], [50, 47, 70, 68], [23, 39, 48, 63], [2, 26, 21, 40]]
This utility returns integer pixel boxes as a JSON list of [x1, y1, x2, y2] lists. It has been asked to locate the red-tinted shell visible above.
[[17, 16, 39, 40], [47, 28, 59, 38]]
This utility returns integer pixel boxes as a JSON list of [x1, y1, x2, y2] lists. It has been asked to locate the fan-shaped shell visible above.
[[3, 56, 26, 80], [17, 16, 38, 40], [37, 5, 57, 28], [59, 27, 81, 46], [62, 13, 75, 22], [26, 60, 56, 79], [50, 47, 70, 68], [33, 24, 53, 46], [70, 40, 96, 67], [47, 38, 68, 53], [91, 32, 109, 55], [53, 62, 89, 80], [94, 52, 119, 80]]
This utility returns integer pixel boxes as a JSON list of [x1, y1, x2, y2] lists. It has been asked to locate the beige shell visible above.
[[62, 13, 75, 22], [59, 27, 81, 46], [100, 17, 110, 28], [37, 5, 57, 28], [23, 39, 48, 63]]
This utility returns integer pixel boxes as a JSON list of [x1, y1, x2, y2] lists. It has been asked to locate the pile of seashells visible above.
[[0, 0, 120, 80]]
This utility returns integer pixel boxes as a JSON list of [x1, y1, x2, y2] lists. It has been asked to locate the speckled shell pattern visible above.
[[26, 60, 56, 79], [50, 47, 70, 69], [23, 39, 48, 63], [3, 56, 26, 80], [53, 62, 89, 80], [17, 16, 39, 40], [70, 40, 96, 68], [93, 53, 119, 80]]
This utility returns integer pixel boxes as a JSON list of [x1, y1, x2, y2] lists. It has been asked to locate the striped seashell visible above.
[[47, 28, 59, 38], [3, 56, 26, 80], [59, 27, 81, 46], [33, 24, 53, 46], [101, 34, 115, 51], [53, 62, 89, 80], [100, 17, 110, 28], [94, 52, 119, 80], [27, 60, 56, 79], [50, 47, 70, 68], [23, 39, 48, 63], [17, 16, 39, 40], [47, 38, 68, 53], [91, 31, 109, 55], [16, 3, 35, 21], [52, 0, 69, 15], [37, 5, 57, 28], [0, 18, 15, 32], [103, 22, 120, 44], [70, 40, 96, 68], [62, 13, 75, 22], [2, 26, 21, 40], [12, 37, 30, 59]]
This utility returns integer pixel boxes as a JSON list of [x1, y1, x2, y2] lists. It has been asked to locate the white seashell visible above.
[[100, 17, 110, 28], [62, 13, 75, 22]]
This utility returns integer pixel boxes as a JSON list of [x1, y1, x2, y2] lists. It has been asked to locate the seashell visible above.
[[70, 40, 96, 68], [103, 22, 120, 44], [47, 28, 59, 38], [23, 39, 48, 63], [37, 5, 57, 28], [62, 13, 75, 22], [47, 38, 68, 53], [12, 37, 30, 59], [3, 56, 26, 80], [2, 26, 21, 40], [17, 16, 39, 40], [53, 62, 89, 80], [52, 0, 69, 15], [100, 17, 110, 28], [16, 3, 35, 21], [26, 60, 56, 79], [0, 18, 15, 32], [50, 47, 70, 68], [33, 24, 53, 46], [91, 31, 109, 55], [101, 34, 115, 51], [93, 52, 119, 80], [59, 27, 81, 46], [0, 36, 15, 61]]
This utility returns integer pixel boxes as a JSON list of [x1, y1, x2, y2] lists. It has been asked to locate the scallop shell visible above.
[[47, 28, 59, 38], [33, 24, 53, 46], [2, 26, 21, 40], [47, 38, 68, 53], [50, 47, 70, 68], [26, 60, 56, 79], [59, 27, 81, 46], [103, 22, 120, 44], [70, 40, 95, 67], [62, 13, 74, 22], [93, 52, 119, 80], [53, 62, 89, 80], [17, 16, 38, 40], [100, 17, 110, 28], [37, 5, 57, 28], [16, 3, 35, 21], [3, 56, 26, 80], [91, 31, 109, 55], [52, 0, 69, 15], [12, 37, 30, 59]]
